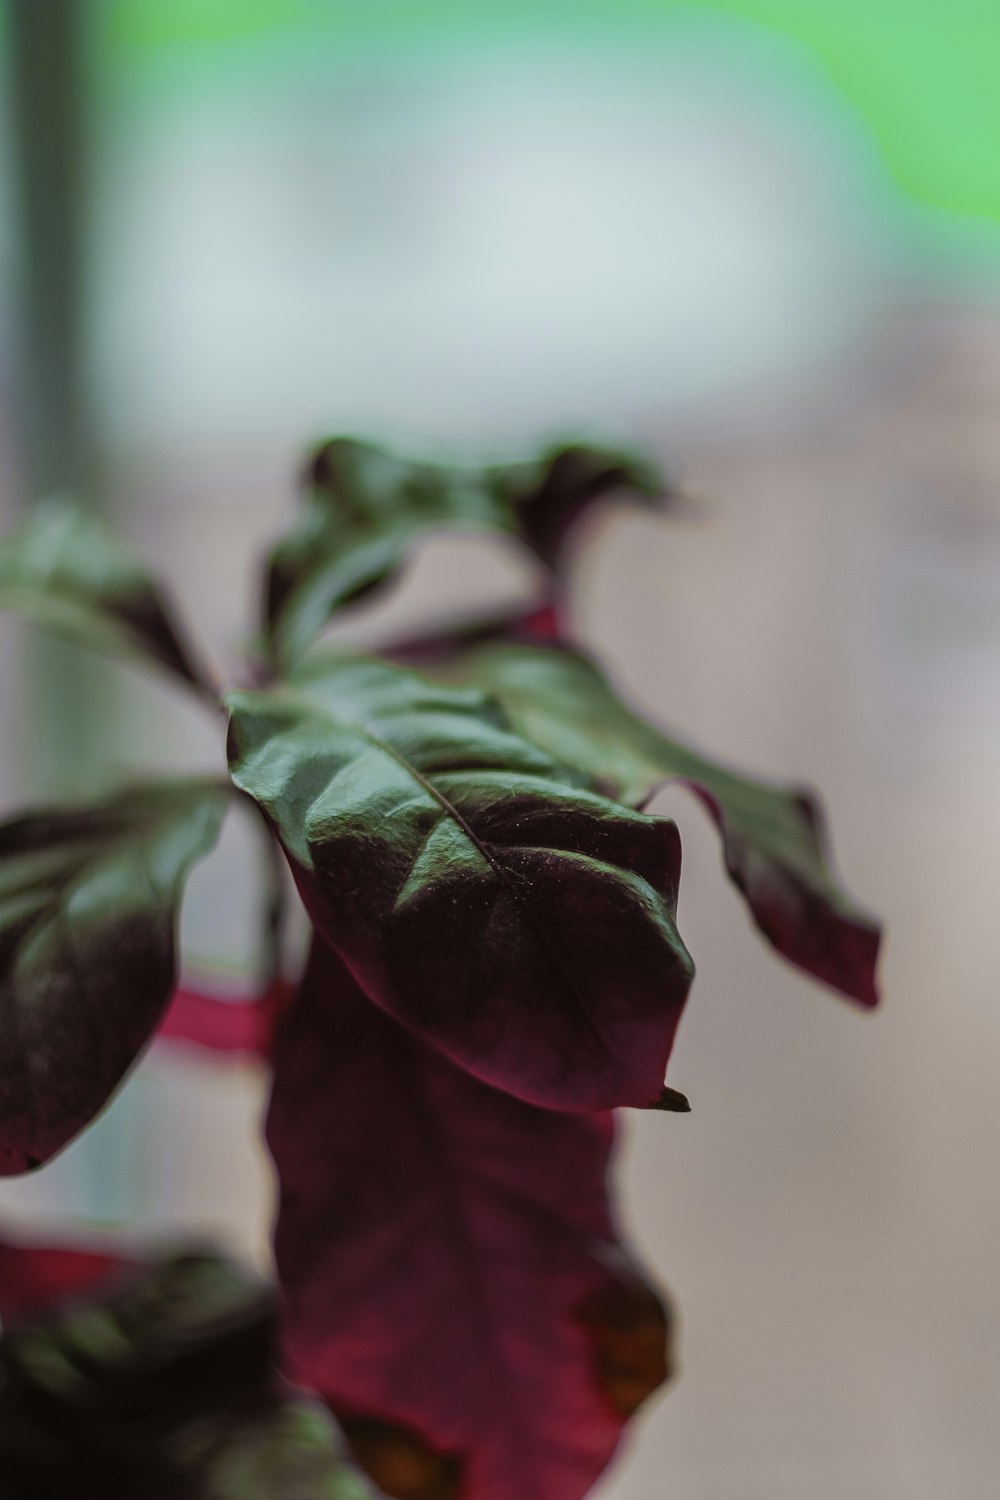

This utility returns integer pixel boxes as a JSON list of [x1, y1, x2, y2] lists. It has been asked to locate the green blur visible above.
[[104, 1, 1000, 229]]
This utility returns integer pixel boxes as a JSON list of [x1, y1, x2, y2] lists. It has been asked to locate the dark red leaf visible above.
[[0, 1231, 130, 1322], [267, 939, 675, 1500]]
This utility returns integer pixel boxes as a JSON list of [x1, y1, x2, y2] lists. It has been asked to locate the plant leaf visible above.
[[0, 1247, 366, 1499], [263, 437, 663, 665], [168, 1400, 373, 1500], [0, 1229, 131, 1322], [0, 1250, 274, 1394], [0, 779, 227, 1174], [433, 640, 881, 1006], [268, 939, 673, 1500], [227, 655, 694, 1112], [0, 496, 213, 694], [483, 440, 663, 567]]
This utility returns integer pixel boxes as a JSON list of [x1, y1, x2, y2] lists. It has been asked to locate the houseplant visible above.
[[0, 436, 880, 1498]]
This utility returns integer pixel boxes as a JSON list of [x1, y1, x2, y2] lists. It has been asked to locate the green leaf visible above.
[[436, 642, 880, 1007], [0, 780, 227, 1174], [0, 1252, 273, 1405], [169, 1401, 373, 1500], [0, 1249, 368, 1499], [227, 653, 694, 1113], [0, 497, 213, 695], [264, 437, 662, 665]]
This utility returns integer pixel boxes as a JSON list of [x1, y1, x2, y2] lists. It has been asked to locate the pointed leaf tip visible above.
[[648, 1086, 691, 1113], [263, 436, 667, 663], [0, 496, 213, 695]]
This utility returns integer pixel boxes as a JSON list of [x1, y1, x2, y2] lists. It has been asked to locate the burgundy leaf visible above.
[[268, 939, 674, 1500], [0, 1231, 130, 1322], [227, 656, 694, 1112]]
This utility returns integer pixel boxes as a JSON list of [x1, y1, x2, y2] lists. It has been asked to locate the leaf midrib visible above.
[[302, 695, 618, 1067], [1, 818, 168, 1149], [0, 789, 219, 1155]]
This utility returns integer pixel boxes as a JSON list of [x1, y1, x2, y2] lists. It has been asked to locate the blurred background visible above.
[[1, 3, 999, 1496]]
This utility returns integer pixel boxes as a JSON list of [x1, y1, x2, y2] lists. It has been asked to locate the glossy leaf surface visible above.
[[440, 641, 880, 1006], [269, 940, 672, 1500], [0, 496, 211, 693], [0, 1248, 366, 1499], [264, 437, 662, 664], [0, 780, 227, 1174], [227, 655, 694, 1111]]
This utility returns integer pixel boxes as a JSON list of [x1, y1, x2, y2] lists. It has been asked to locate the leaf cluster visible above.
[[0, 438, 880, 1499], [0, 1238, 368, 1498]]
